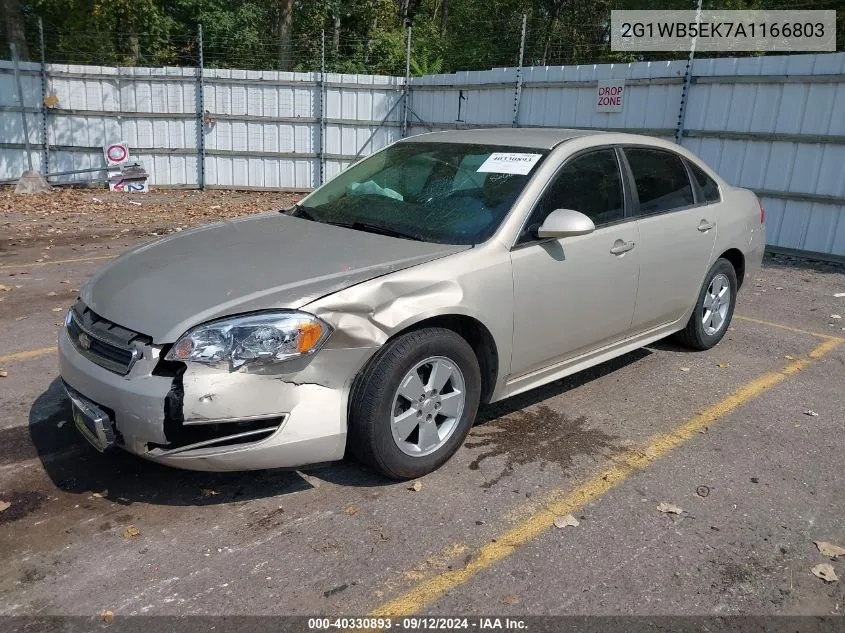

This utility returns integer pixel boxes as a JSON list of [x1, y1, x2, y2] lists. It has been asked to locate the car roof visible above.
[[404, 127, 612, 149]]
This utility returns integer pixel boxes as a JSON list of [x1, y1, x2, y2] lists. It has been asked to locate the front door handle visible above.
[[610, 239, 635, 255], [698, 219, 716, 232]]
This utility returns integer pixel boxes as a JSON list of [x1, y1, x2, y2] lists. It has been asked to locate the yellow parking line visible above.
[[0, 346, 55, 364], [370, 336, 843, 617], [0, 255, 115, 270], [734, 314, 844, 341]]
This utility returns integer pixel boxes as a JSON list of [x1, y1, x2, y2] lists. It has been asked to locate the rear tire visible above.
[[675, 258, 737, 351], [348, 327, 481, 480]]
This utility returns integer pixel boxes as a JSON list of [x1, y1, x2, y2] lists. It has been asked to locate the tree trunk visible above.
[[332, 10, 340, 54], [277, 0, 294, 71], [3, 0, 30, 61], [440, 0, 448, 38], [541, 3, 563, 66]]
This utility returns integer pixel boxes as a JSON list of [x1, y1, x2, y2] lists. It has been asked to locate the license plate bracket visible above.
[[66, 389, 116, 452]]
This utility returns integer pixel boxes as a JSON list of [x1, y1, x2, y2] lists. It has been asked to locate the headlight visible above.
[[165, 311, 332, 368]]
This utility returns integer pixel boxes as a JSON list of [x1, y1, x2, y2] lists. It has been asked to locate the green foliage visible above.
[[7, 0, 844, 71]]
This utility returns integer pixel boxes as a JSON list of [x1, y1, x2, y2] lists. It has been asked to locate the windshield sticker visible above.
[[477, 152, 542, 175]]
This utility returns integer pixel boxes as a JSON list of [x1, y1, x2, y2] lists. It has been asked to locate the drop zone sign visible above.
[[596, 80, 625, 113]]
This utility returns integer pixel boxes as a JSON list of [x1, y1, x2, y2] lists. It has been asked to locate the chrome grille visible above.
[[67, 300, 151, 375]]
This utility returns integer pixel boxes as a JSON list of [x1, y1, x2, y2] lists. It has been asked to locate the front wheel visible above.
[[348, 327, 481, 480], [675, 258, 738, 351]]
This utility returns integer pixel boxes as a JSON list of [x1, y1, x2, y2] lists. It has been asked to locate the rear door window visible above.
[[624, 147, 694, 215]]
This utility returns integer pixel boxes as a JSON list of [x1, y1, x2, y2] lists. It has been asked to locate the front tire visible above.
[[675, 258, 737, 350], [348, 327, 481, 480]]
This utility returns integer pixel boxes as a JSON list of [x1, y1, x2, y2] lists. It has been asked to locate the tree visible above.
[[277, 0, 294, 70], [3, 0, 30, 60]]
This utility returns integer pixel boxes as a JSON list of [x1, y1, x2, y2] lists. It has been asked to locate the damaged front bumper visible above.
[[58, 326, 374, 471]]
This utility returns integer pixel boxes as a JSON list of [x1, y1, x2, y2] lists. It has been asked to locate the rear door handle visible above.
[[610, 239, 635, 255], [698, 219, 716, 232]]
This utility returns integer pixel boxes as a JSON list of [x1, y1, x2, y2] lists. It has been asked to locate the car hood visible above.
[[81, 213, 468, 343]]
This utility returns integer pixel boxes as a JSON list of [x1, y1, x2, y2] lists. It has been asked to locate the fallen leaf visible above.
[[784, 355, 795, 360], [0, 500, 11, 512], [803, 410, 819, 417], [15, 316, 27, 321], [0, 284, 9, 291], [92, 490, 108, 498], [200, 489, 218, 498], [502, 593, 520, 605], [680, 367, 690, 372], [717, 363, 730, 369], [814, 541, 845, 559], [122, 526, 140, 539], [408, 481, 423, 492], [47, 291, 57, 296], [832, 314, 842, 320], [344, 504, 359, 516], [100, 609, 114, 623], [696, 485, 710, 497], [51, 307, 62, 312], [775, 286, 783, 290], [553, 514, 579, 528], [60, 279, 70, 284], [657, 502, 684, 515], [0, 369, 7, 378], [811, 563, 838, 583], [57, 420, 66, 428]]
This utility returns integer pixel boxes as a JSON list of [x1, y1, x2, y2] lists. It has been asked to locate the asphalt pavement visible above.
[[1, 238, 844, 621]]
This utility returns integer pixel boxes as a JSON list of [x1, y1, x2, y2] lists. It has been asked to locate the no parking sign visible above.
[[104, 142, 130, 167]]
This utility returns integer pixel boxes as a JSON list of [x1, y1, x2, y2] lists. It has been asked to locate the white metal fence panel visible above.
[[681, 53, 845, 259], [2, 53, 844, 258], [0, 60, 42, 178], [0, 61, 404, 190]]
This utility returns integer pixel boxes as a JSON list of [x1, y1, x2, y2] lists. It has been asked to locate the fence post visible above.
[[37, 17, 49, 175], [674, 0, 702, 144], [10, 43, 34, 173], [196, 24, 206, 190], [318, 29, 326, 187], [401, 26, 411, 138], [512, 14, 527, 127]]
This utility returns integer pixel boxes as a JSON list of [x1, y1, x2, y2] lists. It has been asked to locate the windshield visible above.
[[292, 142, 549, 245]]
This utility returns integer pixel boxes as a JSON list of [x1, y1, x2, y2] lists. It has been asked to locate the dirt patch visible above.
[[247, 507, 285, 530], [1, 189, 301, 251], [0, 490, 47, 525], [465, 404, 619, 488]]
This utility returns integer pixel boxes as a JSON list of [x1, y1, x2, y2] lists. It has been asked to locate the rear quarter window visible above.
[[688, 161, 721, 203], [625, 147, 694, 215]]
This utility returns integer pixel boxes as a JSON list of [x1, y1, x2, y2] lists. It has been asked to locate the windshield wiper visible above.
[[282, 203, 316, 221], [326, 221, 425, 242]]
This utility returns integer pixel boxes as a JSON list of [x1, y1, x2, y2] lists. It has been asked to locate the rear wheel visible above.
[[675, 258, 737, 350], [348, 327, 481, 480]]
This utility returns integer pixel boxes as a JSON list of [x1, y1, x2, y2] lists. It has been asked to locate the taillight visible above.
[[758, 198, 765, 224]]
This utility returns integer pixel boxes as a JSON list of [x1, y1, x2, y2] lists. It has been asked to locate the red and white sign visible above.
[[103, 142, 130, 167], [596, 80, 625, 113]]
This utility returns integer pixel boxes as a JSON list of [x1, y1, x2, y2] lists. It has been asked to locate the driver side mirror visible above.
[[536, 209, 596, 239]]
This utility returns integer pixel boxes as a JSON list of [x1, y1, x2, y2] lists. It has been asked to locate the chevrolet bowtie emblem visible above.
[[77, 332, 92, 350]]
